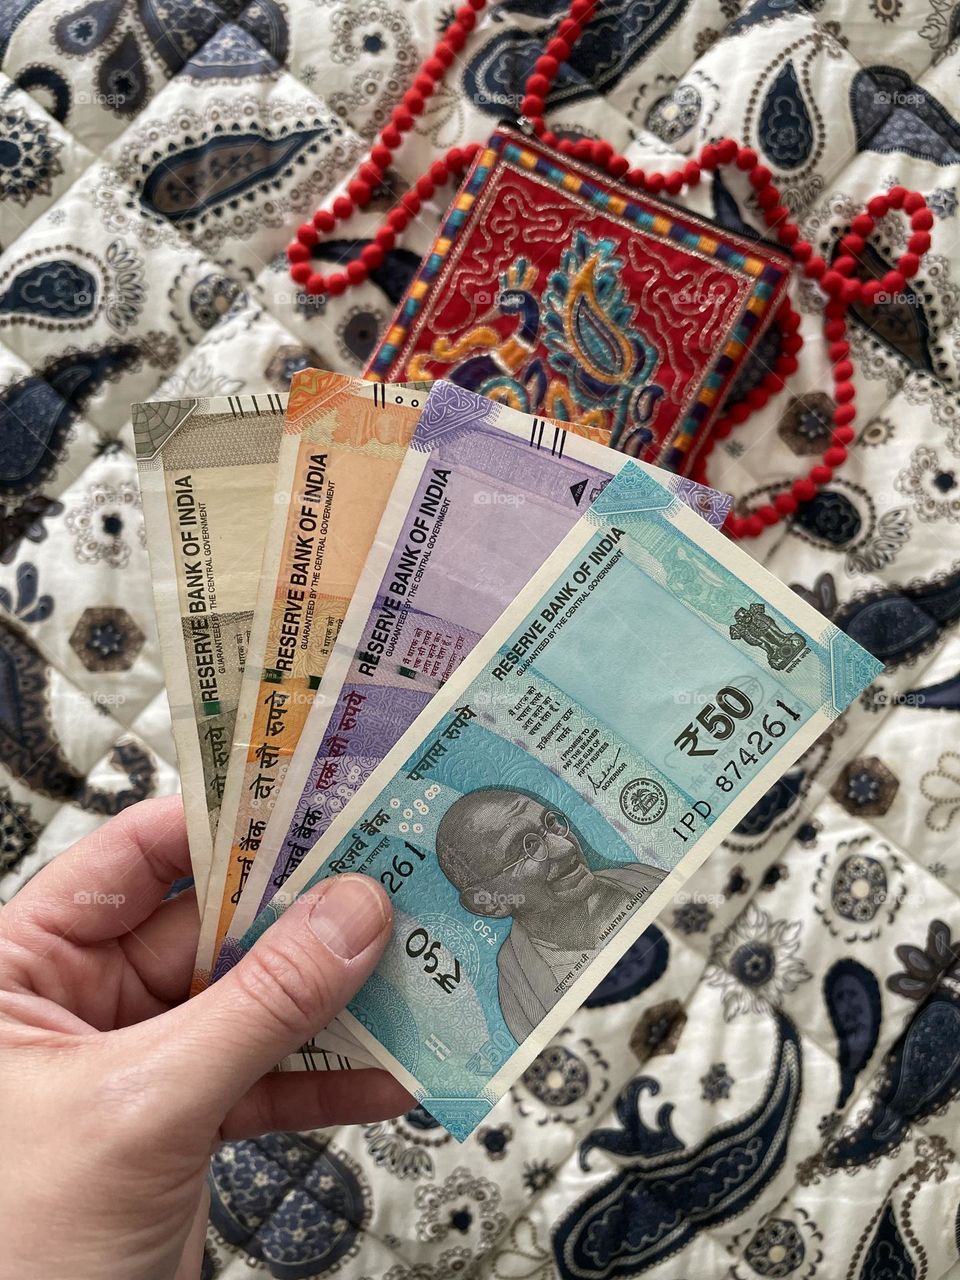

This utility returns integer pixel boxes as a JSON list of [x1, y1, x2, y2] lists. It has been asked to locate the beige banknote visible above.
[[135, 392, 288, 902], [194, 371, 429, 988]]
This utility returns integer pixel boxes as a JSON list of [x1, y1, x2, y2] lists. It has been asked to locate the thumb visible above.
[[157, 874, 391, 1115]]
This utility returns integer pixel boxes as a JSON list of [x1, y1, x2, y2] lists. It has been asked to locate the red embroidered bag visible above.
[[286, 0, 933, 539], [364, 121, 793, 477]]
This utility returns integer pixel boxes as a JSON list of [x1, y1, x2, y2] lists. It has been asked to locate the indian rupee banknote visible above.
[[232, 458, 882, 1136], [135, 392, 287, 901]]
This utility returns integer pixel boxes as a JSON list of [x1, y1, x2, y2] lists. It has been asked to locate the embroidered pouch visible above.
[[365, 123, 792, 476]]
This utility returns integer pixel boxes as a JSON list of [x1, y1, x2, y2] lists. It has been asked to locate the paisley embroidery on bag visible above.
[[408, 232, 662, 448]]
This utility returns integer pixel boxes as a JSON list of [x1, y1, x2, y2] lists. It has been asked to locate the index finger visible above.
[[2, 795, 192, 946]]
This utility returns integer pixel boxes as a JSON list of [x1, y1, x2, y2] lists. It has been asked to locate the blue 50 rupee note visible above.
[[237, 461, 882, 1140]]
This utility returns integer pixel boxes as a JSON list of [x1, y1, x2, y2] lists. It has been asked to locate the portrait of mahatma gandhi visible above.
[[435, 786, 665, 1041]]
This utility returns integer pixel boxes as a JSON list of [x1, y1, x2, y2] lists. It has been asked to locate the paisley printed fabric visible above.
[[2, 1, 960, 1278]]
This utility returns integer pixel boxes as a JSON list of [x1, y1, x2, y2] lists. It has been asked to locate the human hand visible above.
[[0, 795, 411, 1280]]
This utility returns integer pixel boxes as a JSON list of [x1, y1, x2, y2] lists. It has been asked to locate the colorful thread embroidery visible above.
[[366, 126, 791, 473]]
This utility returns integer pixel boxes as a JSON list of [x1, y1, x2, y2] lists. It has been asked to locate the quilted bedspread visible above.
[[2, 0, 960, 1275]]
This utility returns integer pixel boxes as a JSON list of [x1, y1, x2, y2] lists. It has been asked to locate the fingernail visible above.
[[308, 876, 389, 959]]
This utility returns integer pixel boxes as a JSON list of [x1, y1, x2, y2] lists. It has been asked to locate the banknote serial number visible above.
[[712, 701, 801, 791], [380, 839, 462, 992], [379, 842, 426, 894]]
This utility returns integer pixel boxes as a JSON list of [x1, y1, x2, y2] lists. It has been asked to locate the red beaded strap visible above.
[[686, 179, 931, 537], [287, 0, 491, 295], [286, 0, 932, 539]]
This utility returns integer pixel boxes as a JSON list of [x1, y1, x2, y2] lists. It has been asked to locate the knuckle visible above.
[[235, 939, 336, 1038]]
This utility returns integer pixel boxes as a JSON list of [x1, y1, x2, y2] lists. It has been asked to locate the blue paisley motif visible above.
[[183, 0, 288, 79], [758, 61, 814, 168], [709, 174, 785, 257], [0, 343, 143, 495], [857, 1203, 917, 1280], [836, 565, 960, 665], [584, 924, 669, 1007], [313, 239, 421, 304], [209, 1133, 368, 1278], [0, 0, 44, 58], [903, 670, 960, 711], [237, 0, 288, 64], [846, 242, 933, 371], [183, 22, 279, 79], [0, 616, 153, 810], [0, 259, 97, 321], [140, 123, 337, 223], [553, 1013, 802, 1277], [0, 244, 143, 331], [0, 563, 52, 624], [463, 0, 689, 118], [841, 594, 938, 663], [851, 66, 960, 164], [54, 0, 125, 54], [97, 28, 149, 114], [729, 0, 805, 33], [826, 992, 960, 1167], [824, 958, 882, 1109], [136, 0, 222, 74], [0, 381, 74, 494]]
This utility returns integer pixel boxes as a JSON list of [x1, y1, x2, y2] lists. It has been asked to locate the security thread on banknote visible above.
[[237, 460, 882, 1139], [134, 393, 288, 902], [193, 372, 430, 986], [227, 378, 732, 948]]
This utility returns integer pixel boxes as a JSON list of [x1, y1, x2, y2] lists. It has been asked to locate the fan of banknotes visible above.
[[134, 370, 881, 1141]]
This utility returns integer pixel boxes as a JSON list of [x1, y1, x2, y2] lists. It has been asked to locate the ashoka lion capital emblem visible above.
[[729, 603, 807, 671]]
